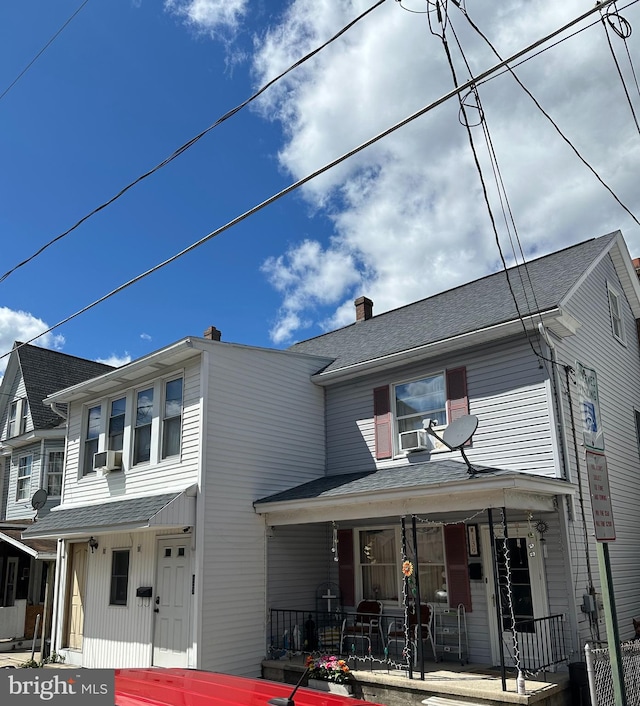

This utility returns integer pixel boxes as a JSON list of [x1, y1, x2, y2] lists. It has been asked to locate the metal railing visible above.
[[512, 614, 568, 673]]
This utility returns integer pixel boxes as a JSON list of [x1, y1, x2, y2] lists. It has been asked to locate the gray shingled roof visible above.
[[15, 343, 114, 430], [289, 233, 617, 372], [254, 460, 511, 505], [22, 492, 182, 537]]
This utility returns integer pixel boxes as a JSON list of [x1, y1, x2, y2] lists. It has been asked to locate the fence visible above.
[[585, 640, 640, 706], [513, 614, 568, 673]]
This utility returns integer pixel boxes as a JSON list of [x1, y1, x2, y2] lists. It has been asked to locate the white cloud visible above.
[[165, 0, 248, 35], [140, 333, 152, 341], [0, 307, 65, 377], [96, 353, 132, 368], [251, 0, 640, 342]]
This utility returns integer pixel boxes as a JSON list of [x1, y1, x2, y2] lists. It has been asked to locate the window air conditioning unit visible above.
[[93, 450, 122, 475], [399, 429, 432, 453]]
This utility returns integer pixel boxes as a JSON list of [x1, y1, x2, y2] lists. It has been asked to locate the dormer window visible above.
[[20, 399, 29, 435], [8, 401, 17, 438]]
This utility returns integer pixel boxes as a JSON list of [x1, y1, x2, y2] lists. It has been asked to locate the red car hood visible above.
[[115, 668, 382, 706]]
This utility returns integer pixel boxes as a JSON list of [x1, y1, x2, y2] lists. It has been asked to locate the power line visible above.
[[0, 0, 91, 104], [0, 0, 388, 286], [1, 0, 626, 363]]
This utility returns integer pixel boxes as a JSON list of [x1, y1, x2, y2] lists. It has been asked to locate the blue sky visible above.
[[1, 0, 639, 373]]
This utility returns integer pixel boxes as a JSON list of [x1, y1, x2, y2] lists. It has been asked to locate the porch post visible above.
[[487, 508, 507, 691], [401, 517, 413, 679], [411, 515, 425, 680]]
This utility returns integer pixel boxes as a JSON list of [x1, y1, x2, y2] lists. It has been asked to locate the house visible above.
[[253, 229, 640, 672], [24, 230, 640, 678], [0, 343, 112, 648], [23, 332, 332, 671]]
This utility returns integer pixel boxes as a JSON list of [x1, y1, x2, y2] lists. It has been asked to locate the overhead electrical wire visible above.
[[0, 0, 631, 362], [0, 0, 388, 286], [0, 0, 91, 104]]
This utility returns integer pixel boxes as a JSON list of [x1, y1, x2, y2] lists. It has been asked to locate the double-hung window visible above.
[[8, 401, 17, 438], [108, 397, 126, 452], [416, 525, 447, 604], [162, 378, 183, 459], [133, 388, 153, 465], [608, 284, 625, 343], [395, 373, 446, 433], [46, 451, 64, 497], [17, 455, 32, 501], [358, 528, 399, 602], [84, 405, 101, 474], [19, 399, 29, 435], [110, 550, 130, 606]]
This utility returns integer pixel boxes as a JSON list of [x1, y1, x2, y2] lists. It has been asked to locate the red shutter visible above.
[[446, 367, 468, 423], [373, 386, 392, 460], [337, 529, 355, 607], [444, 523, 472, 612]]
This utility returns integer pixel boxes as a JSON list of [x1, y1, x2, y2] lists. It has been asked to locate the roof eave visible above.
[[311, 308, 578, 384], [255, 473, 574, 526]]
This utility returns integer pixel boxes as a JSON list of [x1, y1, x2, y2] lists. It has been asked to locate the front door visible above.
[[481, 526, 548, 668], [152, 538, 191, 667], [66, 544, 87, 650]]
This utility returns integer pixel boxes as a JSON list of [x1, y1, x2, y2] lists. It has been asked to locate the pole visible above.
[[411, 516, 425, 680], [596, 543, 626, 706], [488, 509, 507, 691]]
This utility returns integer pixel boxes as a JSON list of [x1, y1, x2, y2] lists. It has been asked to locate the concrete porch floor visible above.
[[262, 656, 571, 706]]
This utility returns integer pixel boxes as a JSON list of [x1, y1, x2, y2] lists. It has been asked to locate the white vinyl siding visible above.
[[325, 337, 554, 475]]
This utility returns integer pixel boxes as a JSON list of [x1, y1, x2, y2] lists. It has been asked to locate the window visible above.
[[162, 378, 183, 458], [358, 528, 398, 602], [608, 284, 625, 343], [20, 399, 29, 435], [394, 374, 446, 433], [110, 550, 130, 605], [133, 388, 153, 465], [416, 526, 447, 604], [108, 397, 126, 452], [84, 405, 101, 474], [16, 455, 32, 501], [8, 401, 17, 438], [46, 451, 64, 497]]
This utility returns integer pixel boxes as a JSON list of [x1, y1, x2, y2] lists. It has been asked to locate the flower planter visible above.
[[308, 678, 353, 696]]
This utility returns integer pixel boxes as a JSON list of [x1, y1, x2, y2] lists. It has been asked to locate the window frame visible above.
[[161, 377, 183, 459], [83, 404, 102, 476], [16, 454, 32, 501], [607, 283, 626, 344], [8, 401, 18, 438], [133, 386, 154, 466], [355, 525, 401, 606], [46, 450, 64, 497], [108, 397, 126, 452], [109, 549, 130, 606], [392, 371, 446, 453], [19, 398, 29, 435]]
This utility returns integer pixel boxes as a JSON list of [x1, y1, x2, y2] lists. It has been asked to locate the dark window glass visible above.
[[110, 550, 130, 606]]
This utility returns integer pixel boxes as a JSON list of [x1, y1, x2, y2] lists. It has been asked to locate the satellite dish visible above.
[[31, 488, 48, 512], [442, 415, 478, 449]]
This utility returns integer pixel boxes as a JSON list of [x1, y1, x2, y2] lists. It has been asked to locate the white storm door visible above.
[[481, 526, 548, 668], [152, 538, 191, 667]]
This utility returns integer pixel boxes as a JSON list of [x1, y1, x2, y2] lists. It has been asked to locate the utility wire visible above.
[[0, 0, 388, 286], [0, 0, 91, 104], [456, 2, 640, 229], [0, 0, 627, 362]]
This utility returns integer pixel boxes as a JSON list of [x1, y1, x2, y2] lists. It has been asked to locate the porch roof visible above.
[[22, 486, 196, 540], [0, 529, 57, 560], [254, 461, 575, 525]]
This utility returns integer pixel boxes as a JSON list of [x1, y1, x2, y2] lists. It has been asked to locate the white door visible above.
[[481, 526, 549, 668], [152, 538, 191, 667]]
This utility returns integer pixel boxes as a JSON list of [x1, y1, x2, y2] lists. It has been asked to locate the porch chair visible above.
[[386, 602, 437, 665], [340, 600, 384, 655]]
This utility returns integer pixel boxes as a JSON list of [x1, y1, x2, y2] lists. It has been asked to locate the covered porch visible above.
[[254, 460, 578, 696]]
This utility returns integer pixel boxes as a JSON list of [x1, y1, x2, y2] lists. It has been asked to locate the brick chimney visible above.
[[633, 258, 640, 279], [203, 326, 221, 341], [354, 296, 373, 322]]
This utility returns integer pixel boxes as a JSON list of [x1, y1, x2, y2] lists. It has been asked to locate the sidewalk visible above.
[[0, 650, 76, 668]]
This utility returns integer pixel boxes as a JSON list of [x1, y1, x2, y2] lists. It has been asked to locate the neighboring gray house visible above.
[[25, 230, 640, 678], [0, 343, 112, 645], [254, 230, 640, 671]]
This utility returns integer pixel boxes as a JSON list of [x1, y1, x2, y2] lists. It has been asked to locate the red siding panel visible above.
[[444, 523, 472, 612], [373, 386, 392, 460]]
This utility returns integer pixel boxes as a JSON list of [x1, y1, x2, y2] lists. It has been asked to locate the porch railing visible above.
[[512, 614, 568, 673]]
